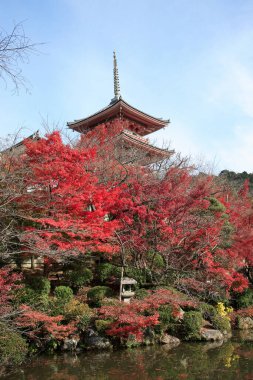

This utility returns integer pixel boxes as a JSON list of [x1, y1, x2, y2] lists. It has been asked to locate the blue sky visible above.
[[1, 0, 253, 173]]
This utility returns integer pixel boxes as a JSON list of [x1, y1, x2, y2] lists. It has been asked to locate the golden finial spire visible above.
[[113, 50, 121, 100]]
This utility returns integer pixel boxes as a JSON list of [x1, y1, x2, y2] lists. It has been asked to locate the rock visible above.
[[83, 329, 112, 350], [223, 330, 232, 339], [237, 317, 253, 330], [201, 319, 213, 328], [63, 335, 80, 351], [160, 334, 181, 348], [176, 308, 185, 320], [200, 328, 224, 341], [239, 329, 253, 341]]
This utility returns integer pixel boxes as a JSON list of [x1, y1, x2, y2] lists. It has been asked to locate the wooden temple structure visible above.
[[67, 52, 174, 165]]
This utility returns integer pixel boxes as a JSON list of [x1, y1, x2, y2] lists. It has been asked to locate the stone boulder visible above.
[[201, 319, 213, 328], [239, 329, 253, 341], [83, 329, 112, 350], [63, 335, 80, 351], [200, 328, 224, 341], [237, 317, 253, 330], [160, 334, 180, 348]]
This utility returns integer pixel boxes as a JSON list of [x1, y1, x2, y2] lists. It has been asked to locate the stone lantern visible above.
[[120, 277, 137, 303]]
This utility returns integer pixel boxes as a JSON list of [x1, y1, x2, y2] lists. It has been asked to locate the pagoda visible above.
[[67, 52, 174, 165]]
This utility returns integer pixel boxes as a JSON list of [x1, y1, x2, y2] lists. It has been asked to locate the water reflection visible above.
[[3, 337, 253, 380]]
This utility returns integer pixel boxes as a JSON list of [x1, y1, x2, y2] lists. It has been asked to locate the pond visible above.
[[2, 334, 253, 380]]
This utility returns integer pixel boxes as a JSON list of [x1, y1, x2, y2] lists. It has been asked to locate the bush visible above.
[[147, 252, 165, 269], [182, 311, 202, 341], [87, 286, 113, 306], [95, 319, 112, 333], [67, 268, 93, 289], [125, 267, 148, 284], [158, 305, 174, 327], [100, 297, 121, 307], [54, 286, 73, 304], [199, 303, 217, 320], [14, 286, 49, 310], [211, 314, 231, 333], [14, 277, 51, 310], [0, 323, 28, 365], [64, 299, 91, 319], [208, 197, 226, 213], [234, 288, 253, 309], [64, 299, 94, 331], [50, 286, 74, 315], [97, 263, 121, 282], [26, 276, 51, 295], [79, 314, 93, 331], [134, 288, 149, 300]]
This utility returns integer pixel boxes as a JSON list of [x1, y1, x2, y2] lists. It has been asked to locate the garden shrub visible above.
[[14, 286, 49, 310], [208, 197, 226, 212], [0, 323, 28, 365], [64, 299, 92, 319], [26, 276, 51, 295], [234, 288, 253, 309], [97, 263, 121, 282], [134, 288, 149, 300], [95, 319, 112, 333], [146, 251, 165, 269], [64, 299, 94, 331], [155, 305, 179, 335], [14, 277, 51, 310], [50, 286, 74, 315], [54, 286, 73, 304], [67, 267, 93, 289], [100, 297, 121, 307], [199, 303, 217, 320], [182, 311, 202, 341], [124, 267, 148, 285], [87, 286, 113, 306], [79, 314, 93, 331], [158, 305, 174, 326], [211, 314, 231, 333]]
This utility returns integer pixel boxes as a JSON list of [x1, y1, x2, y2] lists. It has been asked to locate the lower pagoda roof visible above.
[[67, 98, 170, 137], [119, 129, 174, 165]]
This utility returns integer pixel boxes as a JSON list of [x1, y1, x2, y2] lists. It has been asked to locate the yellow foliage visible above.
[[216, 302, 233, 318]]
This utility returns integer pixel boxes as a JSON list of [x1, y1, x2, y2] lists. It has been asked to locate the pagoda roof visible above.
[[67, 98, 170, 136], [119, 129, 174, 164], [1, 131, 40, 155]]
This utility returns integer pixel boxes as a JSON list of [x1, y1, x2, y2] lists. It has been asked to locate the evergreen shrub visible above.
[[87, 286, 113, 306], [134, 288, 149, 300], [234, 288, 253, 309], [211, 314, 231, 333], [0, 323, 28, 365], [95, 319, 112, 333], [54, 286, 73, 303], [25, 276, 50, 295], [98, 263, 121, 282], [67, 267, 93, 289], [182, 311, 202, 341]]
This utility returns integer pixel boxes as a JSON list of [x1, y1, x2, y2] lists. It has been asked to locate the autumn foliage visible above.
[[1, 126, 253, 357], [98, 288, 197, 341]]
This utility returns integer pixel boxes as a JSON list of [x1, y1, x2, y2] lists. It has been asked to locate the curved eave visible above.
[[121, 132, 174, 158], [67, 98, 170, 136]]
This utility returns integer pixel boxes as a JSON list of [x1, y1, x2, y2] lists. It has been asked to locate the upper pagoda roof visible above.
[[67, 97, 170, 136]]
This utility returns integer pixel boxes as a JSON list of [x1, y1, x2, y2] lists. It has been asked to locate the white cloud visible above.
[[215, 124, 253, 172], [209, 60, 253, 119]]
